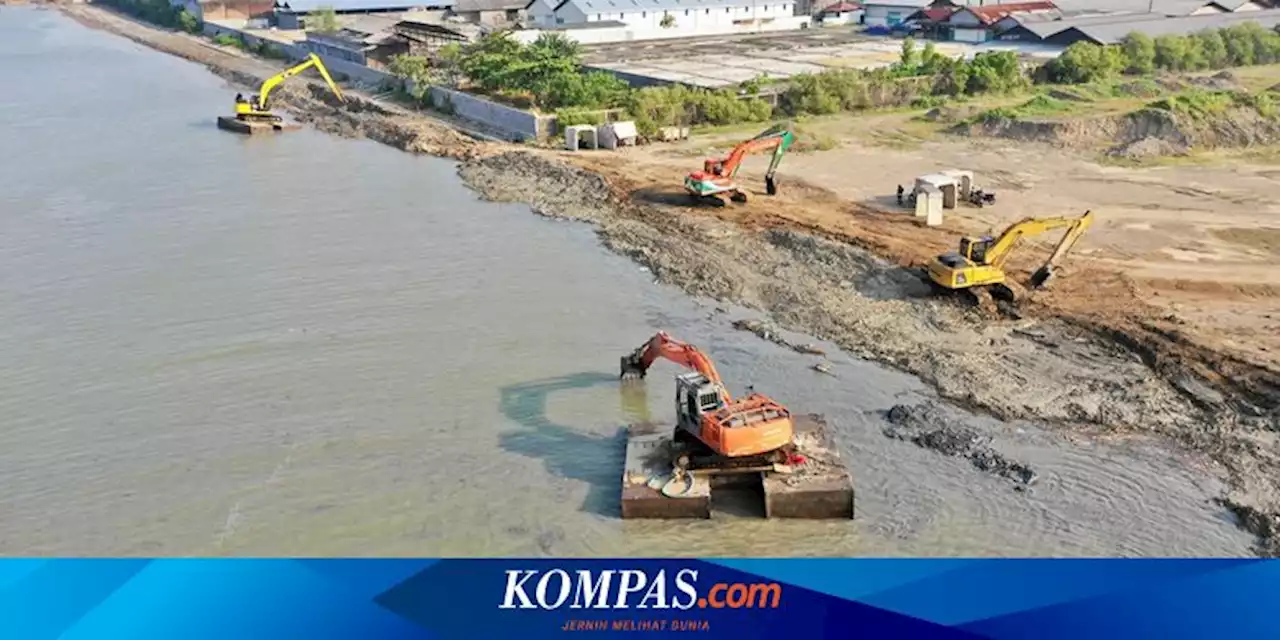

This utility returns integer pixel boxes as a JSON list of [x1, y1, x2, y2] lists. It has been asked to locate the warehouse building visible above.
[[1045, 7, 1280, 44], [526, 0, 800, 31], [275, 0, 457, 29]]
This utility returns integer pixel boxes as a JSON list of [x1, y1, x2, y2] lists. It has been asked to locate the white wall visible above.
[[527, 0, 560, 26], [512, 13, 809, 43], [952, 26, 987, 43], [559, 1, 797, 31], [862, 4, 920, 27]]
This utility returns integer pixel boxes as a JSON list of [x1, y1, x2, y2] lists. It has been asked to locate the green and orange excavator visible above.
[[683, 124, 795, 206]]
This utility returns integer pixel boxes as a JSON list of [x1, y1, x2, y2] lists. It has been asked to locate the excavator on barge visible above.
[[684, 124, 795, 206], [217, 53, 345, 134], [620, 331, 796, 473]]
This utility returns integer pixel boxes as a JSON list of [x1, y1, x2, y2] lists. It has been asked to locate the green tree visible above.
[[1121, 32, 1155, 74], [935, 57, 970, 96], [311, 6, 339, 33], [1221, 24, 1257, 65], [1042, 42, 1119, 84], [540, 71, 629, 110], [900, 37, 918, 70], [660, 12, 676, 28], [1153, 34, 1189, 70], [388, 54, 434, 86], [965, 51, 1025, 94], [920, 41, 944, 74], [457, 32, 525, 92], [1194, 29, 1229, 68]]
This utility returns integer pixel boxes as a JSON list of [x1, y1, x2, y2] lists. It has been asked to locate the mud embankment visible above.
[[65, 3, 1280, 554], [58, 4, 485, 159]]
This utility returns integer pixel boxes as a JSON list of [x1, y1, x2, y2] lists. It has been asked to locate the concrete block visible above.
[[925, 207, 944, 227], [565, 125, 598, 150]]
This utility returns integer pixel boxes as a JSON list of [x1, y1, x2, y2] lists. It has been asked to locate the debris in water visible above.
[[732, 318, 827, 356], [812, 362, 836, 376], [883, 403, 1038, 487]]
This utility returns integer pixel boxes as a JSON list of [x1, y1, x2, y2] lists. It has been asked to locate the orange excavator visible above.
[[620, 332, 796, 471], [684, 124, 795, 206]]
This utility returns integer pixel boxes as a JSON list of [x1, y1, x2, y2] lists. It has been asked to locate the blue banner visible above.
[[0, 559, 1272, 639]]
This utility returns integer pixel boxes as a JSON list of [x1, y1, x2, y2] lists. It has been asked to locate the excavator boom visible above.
[[254, 53, 345, 111], [719, 126, 794, 179], [620, 331, 726, 397], [986, 211, 1092, 271]]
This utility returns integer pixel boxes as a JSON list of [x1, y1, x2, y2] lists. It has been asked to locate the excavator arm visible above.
[[255, 53, 345, 110], [986, 211, 1093, 271], [1031, 210, 1094, 286], [716, 126, 794, 179], [620, 332, 730, 401]]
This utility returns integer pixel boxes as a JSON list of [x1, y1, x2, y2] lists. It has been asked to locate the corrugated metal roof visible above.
[[454, 0, 525, 11], [1010, 9, 1169, 36], [276, 0, 455, 13], [861, 0, 931, 7], [1060, 8, 1280, 43], [957, 1, 1059, 24], [1045, 0, 1217, 16], [568, 0, 797, 12]]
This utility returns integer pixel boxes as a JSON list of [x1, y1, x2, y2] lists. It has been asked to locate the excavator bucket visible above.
[[1030, 265, 1054, 288], [620, 352, 647, 380]]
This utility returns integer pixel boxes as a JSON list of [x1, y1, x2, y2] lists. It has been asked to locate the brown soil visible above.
[[66, 3, 1280, 555]]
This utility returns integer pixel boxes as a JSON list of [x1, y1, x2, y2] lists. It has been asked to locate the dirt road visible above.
[[61, 3, 1280, 554]]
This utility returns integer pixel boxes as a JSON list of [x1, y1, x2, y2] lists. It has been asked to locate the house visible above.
[[451, 0, 526, 25], [1045, 7, 1280, 44], [817, 0, 862, 23], [275, 0, 457, 29], [527, 0, 800, 31], [302, 14, 408, 65], [860, 0, 931, 27], [944, 1, 1058, 42]]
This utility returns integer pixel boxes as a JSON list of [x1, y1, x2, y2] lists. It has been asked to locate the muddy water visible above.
[[0, 7, 1253, 556]]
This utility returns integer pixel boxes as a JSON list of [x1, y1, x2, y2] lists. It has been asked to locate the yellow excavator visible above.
[[925, 210, 1095, 310], [219, 53, 344, 133]]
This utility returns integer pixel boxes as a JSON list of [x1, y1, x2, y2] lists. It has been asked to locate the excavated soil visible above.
[[66, 4, 1280, 555]]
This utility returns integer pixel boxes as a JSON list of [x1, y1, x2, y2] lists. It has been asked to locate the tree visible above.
[[1153, 34, 1189, 70], [899, 37, 918, 70], [660, 12, 676, 28], [311, 6, 339, 33], [457, 32, 525, 92], [920, 41, 944, 74], [1121, 32, 1155, 74], [388, 54, 433, 87], [1042, 42, 1119, 84], [1194, 29, 1229, 69]]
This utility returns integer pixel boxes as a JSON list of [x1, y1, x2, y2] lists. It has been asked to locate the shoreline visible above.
[[53, 2, 1280, 555]]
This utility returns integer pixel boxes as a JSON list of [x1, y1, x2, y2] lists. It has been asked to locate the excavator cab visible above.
[[703, 159, 725, 176], [959, 236, 994, 265], [674, 372, 725, 440]]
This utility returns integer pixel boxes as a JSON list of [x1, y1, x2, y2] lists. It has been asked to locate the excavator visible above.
[[620, 331, 795, 472], [684, 124, 795, 206], [925, 210, 1095, 311], [227, 53, 344, 128]]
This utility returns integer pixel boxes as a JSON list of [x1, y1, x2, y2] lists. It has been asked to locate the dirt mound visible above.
[[963, 99, 1280, 158], [883, 403, 1038, 487], [1108, 136, 1190, 160]]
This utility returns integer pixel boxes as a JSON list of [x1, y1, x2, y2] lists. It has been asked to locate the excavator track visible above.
[[673, 445, 790, 474]]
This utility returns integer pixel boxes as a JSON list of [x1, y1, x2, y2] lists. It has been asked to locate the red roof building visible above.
[[946, 1, 1060, 42]]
